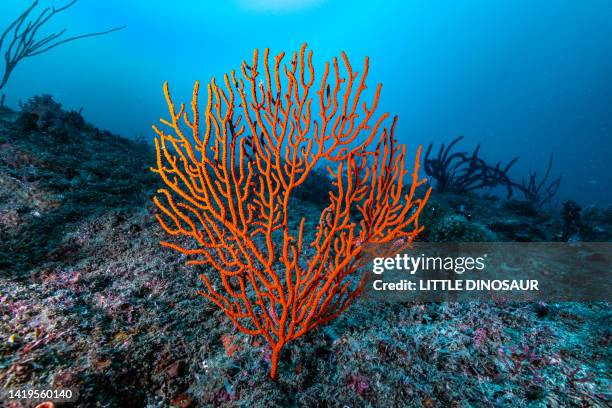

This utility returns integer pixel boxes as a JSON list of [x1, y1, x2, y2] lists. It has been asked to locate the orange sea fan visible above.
[[151, 43, 430, 379]]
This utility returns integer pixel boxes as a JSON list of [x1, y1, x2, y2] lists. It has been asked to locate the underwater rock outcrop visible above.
[[0, 95, 155, 274]]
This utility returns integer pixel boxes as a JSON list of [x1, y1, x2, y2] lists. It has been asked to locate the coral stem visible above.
[[270, 345, 281, 380]]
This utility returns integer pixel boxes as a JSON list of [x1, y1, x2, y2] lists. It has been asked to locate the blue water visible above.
[[2, 0, 611, 205]]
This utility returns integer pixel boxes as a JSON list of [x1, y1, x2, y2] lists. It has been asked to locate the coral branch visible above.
[[152, 44, 430, 379], [511, 154, 562, 208], [0, 0, 125, 91], [424, 136, 517, 197]]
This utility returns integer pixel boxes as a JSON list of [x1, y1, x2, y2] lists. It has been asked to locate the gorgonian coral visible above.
[[151, 44, 430, 379]]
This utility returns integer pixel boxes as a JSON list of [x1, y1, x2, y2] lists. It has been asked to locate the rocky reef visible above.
[[0, 96, 155, 274], [0, 97, 610, 407]]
